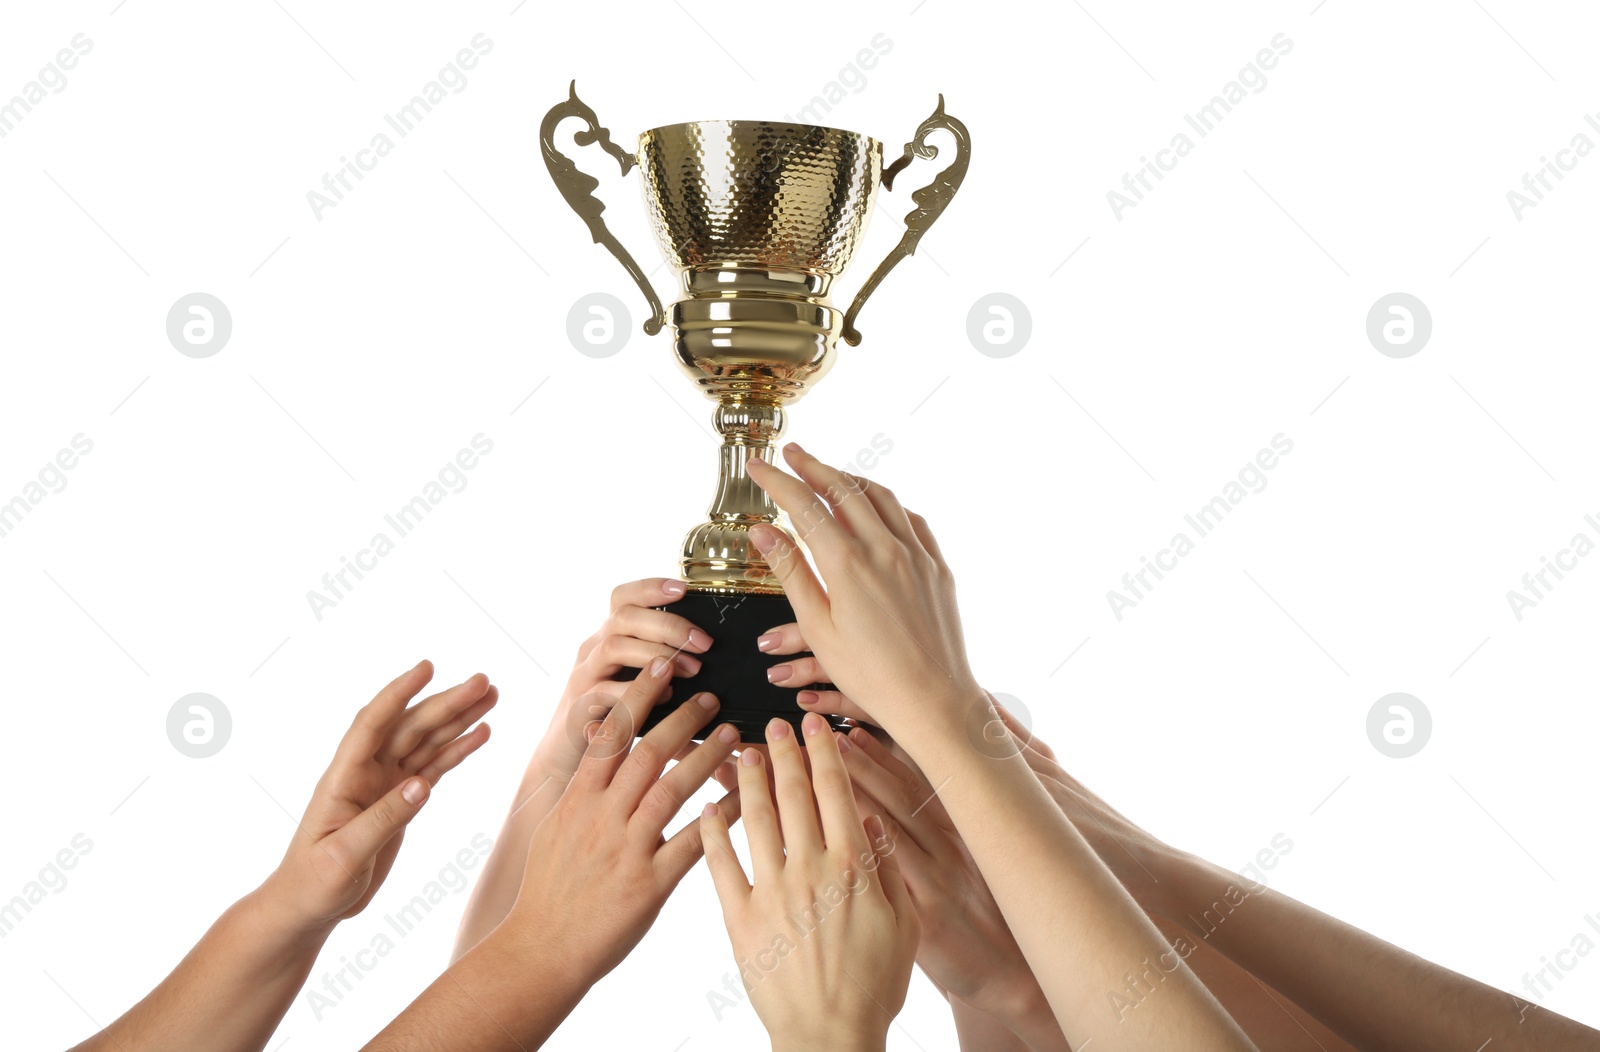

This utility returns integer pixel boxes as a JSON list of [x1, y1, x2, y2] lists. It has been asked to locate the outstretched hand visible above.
[[262, 660, 496, 932]]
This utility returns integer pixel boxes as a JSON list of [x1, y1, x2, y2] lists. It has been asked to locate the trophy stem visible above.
[[679, 402, 790, 594]]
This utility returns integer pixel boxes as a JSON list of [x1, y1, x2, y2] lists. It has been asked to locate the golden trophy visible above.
[[541, 83, 969, 738]]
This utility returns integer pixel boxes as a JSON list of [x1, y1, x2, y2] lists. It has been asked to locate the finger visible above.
[[607, 604, 713, 654], [587, 635, 702, 678], [713, 760, 739, 793], [850, 474, 922, 551], [745, 523, 830, 629], [852, 727, 956, 831], [904, 509, 947, 566], [795, 690, 876, 725], [613, 693, 721, 814], [804, 717, 866, 854], [735, 747, 783, 882], [382, 672, 492, 762], [839, 728, 943, 850], [658, 778, 743, 885], [765, 717, 823, 859], [754, 621, 807, 656], [337, 660, 434, 763], [995, 702, 1051, 759], [415, 722, 492, 785], [610, 577, 691, 614], [764, 655, 831, 688], [325, 775, 432, 869], [398, 687, 498, 772], [632, 719, 739, 837], [848, 786, 932, 900], [573, 656, 673, 790], [745, 454, 851, 561], [780, 443, 892, 543], [696, 800, 750, 911]]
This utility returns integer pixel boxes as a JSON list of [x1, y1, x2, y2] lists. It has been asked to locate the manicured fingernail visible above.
[[836, 732, 852, 754], [865, 813, 886, 840], [688, 628, 714, 652], [802, 712, 825, 737], [649, 656, 669, 678], [696, 692, 719, 711], [675, 655, 702, 676], [767, 718, 791, 741], [702, 802, 719, 818], [748, 525, 776, 553], [741, 748, 762, 767], [796, 691, 819, 707], [746, 456, 769, 471], [785, 442, 805, 456], [766, 663, 792, 684], [756, 632, 780, 652], [402, 778, 428, 805], [662, 580, 687, 597], [717, 724, 739, 745]]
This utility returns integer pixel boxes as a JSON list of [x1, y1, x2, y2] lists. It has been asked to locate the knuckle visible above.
[[629, 738, 662, 771]]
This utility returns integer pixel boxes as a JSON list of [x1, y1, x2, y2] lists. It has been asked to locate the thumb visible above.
[[327, 777, 430, 868]]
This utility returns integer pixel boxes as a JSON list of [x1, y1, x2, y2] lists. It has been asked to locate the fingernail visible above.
[[746, 456, 769, 471], [785, 442, 805, 456], [767, 718, 791, 741], [675, 655, 702, 676], [402, 778, 428, 805], [741, 748, 762, 767], [649, 656, 670, 678], [696, 692, 719, 712], [836, 732, 852, 754], [662, 580, 687, 597], [748, 525, 776, 553], [802, 712, 825, 737], [702, 802, 719, 818], [717, 724, 739, 745], [865, 813, 885, 841], [766, 664, 792, 684], [755, 632, 780, 652], [796, 691, 819, 707], [688, 628, 714, 652]]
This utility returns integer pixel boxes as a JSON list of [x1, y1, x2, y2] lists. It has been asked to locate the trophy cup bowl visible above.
[[541, 84, 969, 738]]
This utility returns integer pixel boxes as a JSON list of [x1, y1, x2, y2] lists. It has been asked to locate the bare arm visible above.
[[1005, 709, 1600, 1052]]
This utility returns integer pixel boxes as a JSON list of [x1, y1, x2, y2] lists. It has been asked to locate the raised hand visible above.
[[455, 578, 709, 956], [700, 713, 919, 1052], [364, 657, 742, 1051], [264, 660, 495, 930], [69, 661, 495, 1052]]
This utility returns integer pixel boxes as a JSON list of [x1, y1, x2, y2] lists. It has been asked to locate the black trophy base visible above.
[[628, 590, 852, 742]]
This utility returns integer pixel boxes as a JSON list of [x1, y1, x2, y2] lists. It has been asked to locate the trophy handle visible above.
[[540, 82, 665, 336], [841, 95, 971, 347]]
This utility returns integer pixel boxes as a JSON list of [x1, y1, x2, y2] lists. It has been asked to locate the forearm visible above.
[[1162, 857, 1600, 1051], [72, 887, 328, 1052], [1146, 914, 1356, 1051], [949, 995, 1037, 1051], [453, 759, 566, 959], [364, 923, 587, 1050], [897, 709, 1253, 1051]]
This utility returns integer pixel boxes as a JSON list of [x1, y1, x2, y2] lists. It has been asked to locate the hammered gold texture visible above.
[[637, 120, 882, 276]]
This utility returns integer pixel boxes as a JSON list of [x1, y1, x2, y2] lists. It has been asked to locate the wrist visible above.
[[236, 881, 335, 963], [772, 1027, 885, 1052]]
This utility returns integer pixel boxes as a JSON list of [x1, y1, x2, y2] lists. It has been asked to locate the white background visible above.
[[2, 0, 1598, 1047]]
